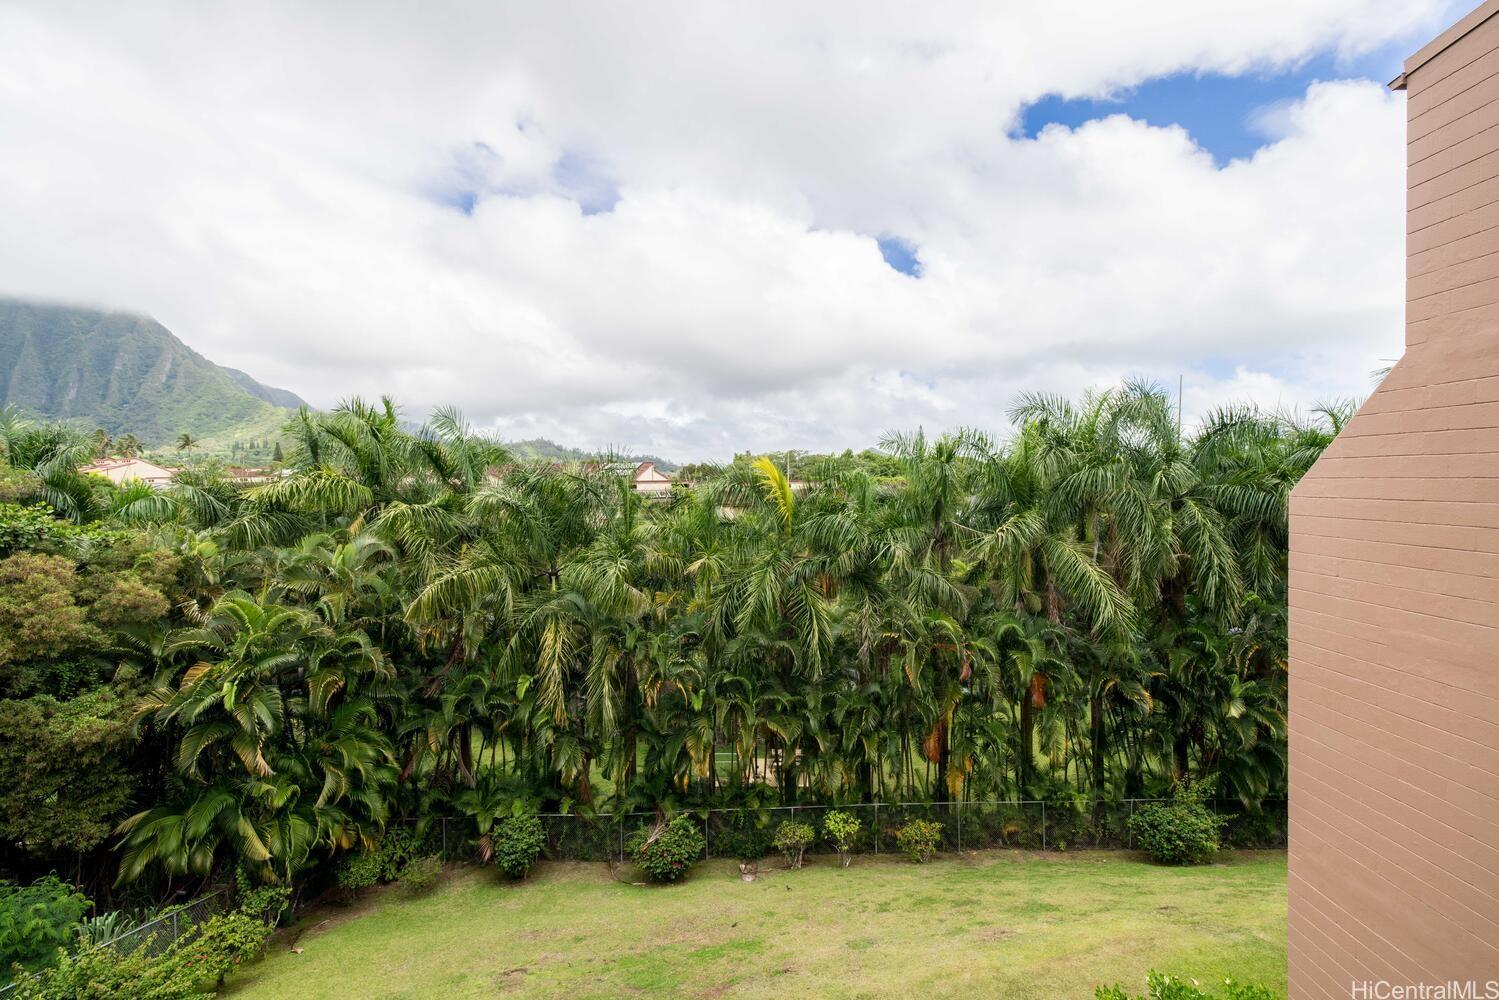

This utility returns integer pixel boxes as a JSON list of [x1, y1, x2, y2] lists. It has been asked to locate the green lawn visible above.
[[223, 850, 1286, 999]]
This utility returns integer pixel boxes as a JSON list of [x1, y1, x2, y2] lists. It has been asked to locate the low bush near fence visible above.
[[1127, 792, 1223, 866], [376, 828, 422, 882], [773, 821, 815, 869], [896, 820, 943, 863], [396, 856, 442, 895], [823, 810, 861, 867], [495, 815, 546, 878], [628, 816, 705, 883], [335, 853, 382, 900]]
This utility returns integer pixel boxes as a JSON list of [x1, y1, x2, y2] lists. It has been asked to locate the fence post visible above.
[[956, 801, 963, 852], [171, 910, 179, 944], [704, 814, 711, 861], [1041, 801, 1047, 851], [442, 817, 448, 859], [873, 803, 879, 854]]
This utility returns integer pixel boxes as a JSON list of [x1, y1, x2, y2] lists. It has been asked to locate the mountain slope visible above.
[[505, 437, 677, 471], [0, 298, 305, 446], [220, 367, 307, 410]]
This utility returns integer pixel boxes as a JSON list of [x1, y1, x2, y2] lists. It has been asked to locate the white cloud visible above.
[[0, 1, 1452, 457]]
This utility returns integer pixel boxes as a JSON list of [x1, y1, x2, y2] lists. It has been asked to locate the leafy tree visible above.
[[0, 691, 136, 853], [822, 810, 861, 867], [772, 820, 814, 869]]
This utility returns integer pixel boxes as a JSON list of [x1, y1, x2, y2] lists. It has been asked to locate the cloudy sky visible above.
[[0, 1, 1466, 460]]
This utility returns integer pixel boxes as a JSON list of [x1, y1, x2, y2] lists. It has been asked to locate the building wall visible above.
[[1287, 3, 1499, 993]]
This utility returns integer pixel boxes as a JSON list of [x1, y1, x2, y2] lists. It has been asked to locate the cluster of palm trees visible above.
[[4, 387, 1339, 885]]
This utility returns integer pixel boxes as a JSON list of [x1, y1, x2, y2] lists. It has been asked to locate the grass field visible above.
[[223, 850, 1287, 999]]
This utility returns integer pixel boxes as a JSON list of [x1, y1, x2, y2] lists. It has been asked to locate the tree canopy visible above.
[[0, 384, 1343, 892]]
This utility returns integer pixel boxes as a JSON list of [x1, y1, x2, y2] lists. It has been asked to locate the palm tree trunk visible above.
[[576, 751, 594, 806], [931, 712, 951, 803], [1090, 689, 1107, 805], [780, 740, 797, 804], [1018, 679, 1035, 792]]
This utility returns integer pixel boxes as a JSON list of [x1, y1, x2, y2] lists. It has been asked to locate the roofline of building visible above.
[[1392, 0, 1499, 90]]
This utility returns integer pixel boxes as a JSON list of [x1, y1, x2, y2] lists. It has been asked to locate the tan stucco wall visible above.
[[1287, 3, 1499, 993]]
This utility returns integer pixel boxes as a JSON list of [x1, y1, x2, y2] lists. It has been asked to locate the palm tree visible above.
[[0, 406, 103, 522], [78, 380, 1338, 888], [176, 433, 198, 453], [120, 590, 396, 883], [977, 612, 1071, 791]]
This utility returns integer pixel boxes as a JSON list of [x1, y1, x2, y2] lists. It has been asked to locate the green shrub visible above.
[[11, 894, 277, 999], [397, 855, 442, 894], [0, 875, 91, 973], [0, 503, 71, 557], [233, 869, 291, 926], [376, 828, 421, 882], [168, 910, 274, 987], [1096, 970, 1279, 1000], [1127, 794, 1223, 865], [772, 820, 815, 869], [494, 814, 546, 878], [8, 943, 189, 1000], [895, 819, 942, 863], [335, 853, 382, 898], [1220, 808, 1284, 849], [714, 811, 773, 861], [822, 810, 861, 868], [627, 816, 705, 883]]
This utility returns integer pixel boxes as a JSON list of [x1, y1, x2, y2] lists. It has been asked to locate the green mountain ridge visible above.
[[220, 366, 307, 410], [504, 437, 677, 472], [0, 297, 305, 447], [0, 297, 680, 468]]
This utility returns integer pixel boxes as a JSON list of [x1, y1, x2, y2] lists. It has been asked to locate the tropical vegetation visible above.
[[0, 381, 1336, 986]]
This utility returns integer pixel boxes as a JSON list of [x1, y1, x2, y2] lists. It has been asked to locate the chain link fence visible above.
[[408, 798, 1286, 866], [100, 888, 232, 959]]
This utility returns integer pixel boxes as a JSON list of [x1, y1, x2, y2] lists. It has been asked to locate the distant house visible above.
[[630, 461, 674, 496], [79, 457, 176, 488]]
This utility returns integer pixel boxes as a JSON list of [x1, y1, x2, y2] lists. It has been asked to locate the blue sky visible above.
[[1020, 42, 1411, 163], [876, 237, 921, 278]]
